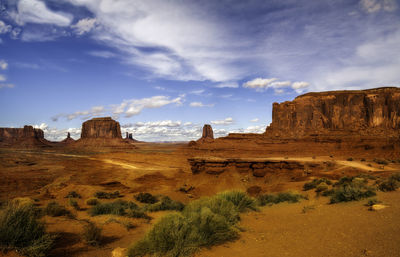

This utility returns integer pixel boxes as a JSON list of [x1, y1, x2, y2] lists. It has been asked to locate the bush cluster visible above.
[[378, 173, 400, 192], [0, 203, 55, 256], [303, 178, 332, 191], [143, 196, 185, 212], [258, 192, 304, 206], [329, 177, 376, 204], [134, 193, 158, 204], [64, 191, 81, 199], [82, 222, 102, 246], [94, 191, 121, 199], [44, 201, 71, 217], [128, 191, 256, 257], [89, 200, 138, 216]]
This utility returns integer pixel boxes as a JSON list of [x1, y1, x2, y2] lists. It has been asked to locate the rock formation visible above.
[[61, 132, 75, 144], [81, 117, 122, 139], [202, 124, 214, 140], [265, 87, 400, 138], [0, 125, 49, 147]]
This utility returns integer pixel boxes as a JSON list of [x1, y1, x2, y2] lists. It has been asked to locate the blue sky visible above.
[[0, 0, 399, 141]]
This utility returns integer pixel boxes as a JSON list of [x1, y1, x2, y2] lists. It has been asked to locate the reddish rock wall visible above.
[[81, 117, 122, 139], [0, 126, 48, 146], [266, 87, 400, 137]]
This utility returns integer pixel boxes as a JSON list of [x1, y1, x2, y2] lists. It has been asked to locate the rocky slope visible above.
[[265, 87, 400, 137]]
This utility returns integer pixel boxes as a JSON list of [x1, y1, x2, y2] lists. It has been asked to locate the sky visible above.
[[0, 0, 399, 141]]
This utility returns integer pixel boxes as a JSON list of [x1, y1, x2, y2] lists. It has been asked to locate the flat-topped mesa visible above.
[[81, 117, 122, 139], [265, 87, 400, 137], [0, 125, 48, 147]]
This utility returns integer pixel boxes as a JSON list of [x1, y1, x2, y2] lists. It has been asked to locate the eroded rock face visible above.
[[202, 124, 214, 139], [266, 87, 400, 137], [0, 126, 47, 146], [81, 117, 122, 139]]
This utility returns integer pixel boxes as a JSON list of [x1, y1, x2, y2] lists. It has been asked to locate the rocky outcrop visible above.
[[202, 124, 214, 139], [81, 117, 122, 139], [0, 126, 49, 147], [61, 132, 75, 144], [265, 87, 400, 137]]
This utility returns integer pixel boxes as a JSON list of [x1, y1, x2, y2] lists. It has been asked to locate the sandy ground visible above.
[[0, 144, 399, 257]]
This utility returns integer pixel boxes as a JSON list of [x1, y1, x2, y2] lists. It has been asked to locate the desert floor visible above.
[[0, 143, 399, 257]]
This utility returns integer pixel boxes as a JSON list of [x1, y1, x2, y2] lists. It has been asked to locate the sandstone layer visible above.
[[0, 126, 49, 147], [265, 87, 400, 137], [81, 117, 122, 139]]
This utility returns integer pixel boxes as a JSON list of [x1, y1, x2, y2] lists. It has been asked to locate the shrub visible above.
[[82, 222, 102, 246], [216, 191, 258, 212], [69, 199, 80, 211], [134, 193, 158, 204], [144, 196, 185, 212], [86, 198, 99, 206], [315, 182, 329, 193], [94, 191, 121, 199], [378, 177, 399, 192], [303, 178, 332, 191], [0, 203, 55, 256], [365, 198, 381, 207], [44, 202, 70, 217], [126, 209, 152, 220], [329, 178, 376, 204], [361, 158, 366, 162], [128, 195, 241, 257], [373, 159, 388, 165], [65, 191, 81, 199], [89, 200, 138, 216], [258, 192, 304, 206], [347, 157, 353, 161]]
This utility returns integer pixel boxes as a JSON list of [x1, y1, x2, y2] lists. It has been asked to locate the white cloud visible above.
[[121, 95, 184, 118], [0, 60, 8, 70], [71, 18, 97, 35], [291, 81, 310, 89], [13, 0, 73, 26], [0, 83, 15, 89], [189, 102, 214, 107], [34, 123, 81, 141], [215, 82, 239, 88], [0, 20, 12, 34], [243, 78, 278, 89], [271, 81, 291, 88], [52, 105, 105, 121], [250, 118, 259, 122], [88, 50, 116, 58], [0, 74, 6, 81], [211, 117, 234, 125], [360, 0, 397, 13]]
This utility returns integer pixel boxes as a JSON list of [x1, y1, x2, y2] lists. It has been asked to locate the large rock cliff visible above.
[[0, 126, 48, 147], [81, 117, 122, 139], [266, 87, 400, 137]]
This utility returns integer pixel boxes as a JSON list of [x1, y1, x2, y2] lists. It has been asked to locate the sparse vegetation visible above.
[[373, 159, 388, 165], [0, 203, 55, 257], [216, 191, 258, 212], [86, 198, 99, 206], [377, 173, 400, 192], [302, 205, 315, 213], [126, 209, 152, 220], [44, 201, 71, 217], [65, 191, 81, 199], [365, 198, 381, 207], [69, 198, 80, 210], [89, 200, 138, 216], [134, 192, 158, 204], [258, 192, 305, 206], [94, 191, 121, 199], [361, 158, 366, 162], [128, 192, 247, 257], [329, 177, 376, 204], [82, 222, 102, 246], [303, 178, 332, 191], [347, 157, 353, 161], [144, 196, 185, 212]]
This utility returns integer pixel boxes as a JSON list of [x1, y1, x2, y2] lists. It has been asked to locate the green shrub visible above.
[[0, 203, 55, 256], [329, 178, 376, 204], [128, 195, 241, 257], [44, 202, 70, 217], [144, 196, 185, 212], [303, 178, 332, 191], [378, 177, 399, 192], [361, 158, 366, 162], [89, 200, 138, 216], [86, 198, 99, 206], [69, 199, 80, 211], [82, 222, 102, 246], [315, 182, 329, 193], [134, 193, 158, 204], [347, 157, 353, 161], [94, 191, 121, 199], [65, 191, 81, 199], [216, 191, 258, 212], [365, 198, 381, 207], [258, 192, 304, 206], [126, 209, 152, 220]]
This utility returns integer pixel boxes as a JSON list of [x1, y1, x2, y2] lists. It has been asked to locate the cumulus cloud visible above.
[[215, 82, 239, 88], [360, 0, 397, 13], [291, 81, 310, 89], [71, 18, 97, 35], [250, 118, 259, 122], [271, 81, 292, 88], [189, 102, 214, 107], [0, 60, 8, 70], [52, 105, 105, 121], [0, 20, 12, 34], [88, 50, 116, 58], [211, 117, 234, 125], [34, 123, 81, 141], [243, 78, 277, 89], [0, 74, 6, 81], [12, 0, 73, 26]]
